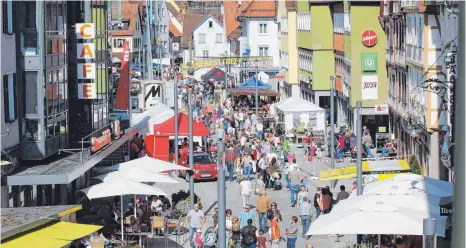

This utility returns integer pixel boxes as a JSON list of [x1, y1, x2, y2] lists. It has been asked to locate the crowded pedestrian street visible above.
[[1, 1, 462, 248]]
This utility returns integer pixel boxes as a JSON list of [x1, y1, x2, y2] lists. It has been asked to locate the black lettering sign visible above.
[[440, 205, 453, 216], [145, 85, 161, 102]]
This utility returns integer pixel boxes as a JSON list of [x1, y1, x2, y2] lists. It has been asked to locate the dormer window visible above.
[[208, 21, 213, 28]]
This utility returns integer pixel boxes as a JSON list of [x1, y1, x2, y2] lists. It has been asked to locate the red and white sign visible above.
[[374, 104, 389, 115], [78, 63, 96, 79], [78, 83, 97, 99], [361, 75, 378, 100], [362, 30, 377, 47]]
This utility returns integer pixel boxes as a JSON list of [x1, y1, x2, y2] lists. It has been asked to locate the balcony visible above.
[[406, 45, 423, 67], [395, 47, 406, 66], [386, 48, 395, 65]]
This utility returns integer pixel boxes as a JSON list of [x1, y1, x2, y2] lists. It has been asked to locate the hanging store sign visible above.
[[172, 42, 179, 51], [78, 83, 97, 99], [446, 52, 456, 82], [77, 63, 96, 79], [76, 23, 97, 99], [361, 30, 377, 47], [91, 129, 112, 152], [75, 23, 95, 39], [374, 104, 389, 115], [361, 53, 378, 73], [361, 75, 378, 100], [193, 56, 273, 69], [77, 43, 96, 59]]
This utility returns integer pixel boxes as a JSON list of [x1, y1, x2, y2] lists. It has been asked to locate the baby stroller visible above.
[[203, 227, 217, 248]]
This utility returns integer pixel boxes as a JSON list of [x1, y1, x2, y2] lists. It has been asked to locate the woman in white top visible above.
[[239, 176, 252, 208]]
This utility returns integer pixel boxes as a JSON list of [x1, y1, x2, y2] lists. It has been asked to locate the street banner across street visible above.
[[193, 56, 273, 69]]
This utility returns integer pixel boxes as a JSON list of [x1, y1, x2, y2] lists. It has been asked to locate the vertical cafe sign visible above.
[[76, 23, 97, 99]]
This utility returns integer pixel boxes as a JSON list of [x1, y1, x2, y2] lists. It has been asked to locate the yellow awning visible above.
[[319, 159, 411, 180], [2, 222, 102, 248]]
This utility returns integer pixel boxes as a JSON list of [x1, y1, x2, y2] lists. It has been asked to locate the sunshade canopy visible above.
[[2, 222, 102, 248], [202, 67, 232, 81], [306, 201, 447, 236], [154, 113, 210, 136], [94, 168, 179, 184], [79, 178, 167, 200], [275, 97, 325, 113], [319, 159, 411, 180], [354, 173, 453, 197], [227, 88, 279, 96], [107, 156, 192, 173], [236, 76, 272, 89]]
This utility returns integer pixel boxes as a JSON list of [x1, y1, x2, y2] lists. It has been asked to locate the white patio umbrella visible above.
[[307, 201, 447, 237], [353, 173, 453, 198], [94, 168, 179, 217], [107, 155, 192, 173], [94, 168, 179, 184], [332, 194, 442, 217], [79, 178, 167, 241]]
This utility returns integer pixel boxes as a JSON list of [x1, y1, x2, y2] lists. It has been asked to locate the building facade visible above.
[[1, 0, 20, 207], [345, 2, 388, 143], [298, 1, 335, 110], [278, 0, 299, 99], [237, 1, 280, 88], [2, 0, 114, 208], [110, 2, 144, 64], [381, 0, 458, 180], [192, 15, 227, 58]]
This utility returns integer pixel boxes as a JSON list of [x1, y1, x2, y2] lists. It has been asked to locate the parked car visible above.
[[178, 153, 217, 181]]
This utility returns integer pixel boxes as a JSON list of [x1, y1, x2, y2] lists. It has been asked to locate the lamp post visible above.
[[330, 76, 335, 170], [188, 88, 194, 209], [255, 59, 259, 117], [452, 2, 465, 248], [356, 101, 363, 195], [216, 141, 226, 248]]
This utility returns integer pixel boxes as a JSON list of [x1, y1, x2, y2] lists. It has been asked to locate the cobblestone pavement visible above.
[[152, 144, 358, 247]]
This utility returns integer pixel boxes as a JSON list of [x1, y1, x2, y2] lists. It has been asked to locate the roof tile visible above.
[[181, 14, 208, 48], [223, 1, 250, 39], [240, 0, 276, 18], [169, 23, 182, 37]]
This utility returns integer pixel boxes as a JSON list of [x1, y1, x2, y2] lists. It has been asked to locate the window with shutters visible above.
[[3, 74, 17, 122], [2, 0, 14, 34]]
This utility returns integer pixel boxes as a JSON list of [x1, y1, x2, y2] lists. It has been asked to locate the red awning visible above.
[[153, 113, 210, 136], [227, 88, 280, 97]]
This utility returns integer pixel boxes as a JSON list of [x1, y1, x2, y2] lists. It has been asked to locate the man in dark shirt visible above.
[[241, 219, 257, 247]]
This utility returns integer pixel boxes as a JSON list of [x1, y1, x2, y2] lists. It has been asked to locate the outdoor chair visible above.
[[90, 241, 105, 248], [152, 216, 165, 235]]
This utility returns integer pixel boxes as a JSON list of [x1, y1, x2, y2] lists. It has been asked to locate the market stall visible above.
[[146, 113, 209, 162], [275, 97, 326, 132]]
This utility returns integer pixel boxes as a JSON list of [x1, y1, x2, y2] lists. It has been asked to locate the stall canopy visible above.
[[2, 222, 102, 248], [276, 97, 324, 113], [131, 103, 174, 135], [201, 67, 233, 81], [227, 88, 279, 96], [153, 112, 209, 136], [237, 76, 272, 89], [193, 68, 211, 81], [275, 97, 325, 131], [319, 159, 411, 181]]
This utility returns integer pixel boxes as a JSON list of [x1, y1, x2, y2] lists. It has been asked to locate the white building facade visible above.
[[192, 16, 228, 58], [154, 0, 171, 58]]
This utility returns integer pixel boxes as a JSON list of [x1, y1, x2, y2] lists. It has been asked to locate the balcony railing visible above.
[[395, 48, 406, 66], [406, 45, 423, 66]]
